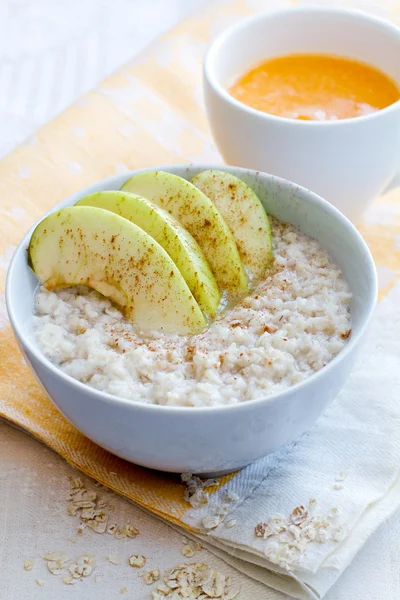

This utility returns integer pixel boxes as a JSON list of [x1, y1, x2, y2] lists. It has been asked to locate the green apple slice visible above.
[[75, 191, 221, 317], [191, 170, 273, 281], [121, 171, 248, 294], [28, 206, 206, 334]]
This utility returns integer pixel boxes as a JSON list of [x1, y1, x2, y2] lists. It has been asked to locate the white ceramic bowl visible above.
[[204, 7, 400, 224], [6, 165, 377, 475]]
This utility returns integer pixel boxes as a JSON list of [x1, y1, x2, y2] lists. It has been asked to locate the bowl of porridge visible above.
[[6, 165, 377, 475]]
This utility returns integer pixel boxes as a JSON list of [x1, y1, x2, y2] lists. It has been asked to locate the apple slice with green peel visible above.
[[28, 206, 206, 334], [121, 171, 248, 295], [75, 191, 221, 317], [191, 170, 273, 281]]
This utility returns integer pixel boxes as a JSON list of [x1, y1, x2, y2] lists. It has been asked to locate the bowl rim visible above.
[[204, 5, 400, 127], [6, 163, 378, 415]]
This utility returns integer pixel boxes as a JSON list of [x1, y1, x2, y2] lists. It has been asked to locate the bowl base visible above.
[[193, 462, 252, 478]]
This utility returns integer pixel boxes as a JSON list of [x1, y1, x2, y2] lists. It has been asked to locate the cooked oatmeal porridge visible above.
[[33, 218, 351, 407]]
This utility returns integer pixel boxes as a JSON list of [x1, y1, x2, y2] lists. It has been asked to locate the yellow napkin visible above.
[[1, 0, 400, 533]]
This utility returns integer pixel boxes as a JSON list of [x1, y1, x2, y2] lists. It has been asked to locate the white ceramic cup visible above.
[[204, 7, 400, 223]]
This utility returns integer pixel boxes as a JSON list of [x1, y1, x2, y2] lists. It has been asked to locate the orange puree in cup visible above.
[[229, 54, 400, 121]]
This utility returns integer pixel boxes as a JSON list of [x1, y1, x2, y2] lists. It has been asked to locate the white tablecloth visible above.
[[1, 1, 399, 598]]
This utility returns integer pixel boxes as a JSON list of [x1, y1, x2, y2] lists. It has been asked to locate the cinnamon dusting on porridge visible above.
[[33, 218, 351, 407]]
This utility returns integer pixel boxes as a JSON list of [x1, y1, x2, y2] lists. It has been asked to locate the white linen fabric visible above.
[[180, 283, 400, 599]]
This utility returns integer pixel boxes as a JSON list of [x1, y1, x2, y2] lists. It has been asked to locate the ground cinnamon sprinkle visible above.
[[33, 218, 351, 407]]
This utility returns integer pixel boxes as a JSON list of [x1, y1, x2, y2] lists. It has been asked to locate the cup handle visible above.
[[384, 169, 400, 194]]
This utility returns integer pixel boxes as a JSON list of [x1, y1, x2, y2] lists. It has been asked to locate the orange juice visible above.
[[229, 54, 400, 121]]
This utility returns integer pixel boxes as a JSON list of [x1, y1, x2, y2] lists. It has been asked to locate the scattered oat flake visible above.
[[129, 554, 147, 568], [143, 568, 161, 585], [214, 503, 230, 517], [43, 551, 69, 563], [68, 504, 79, 516], [47, 560, 65, 575], [87, 516, 108, 533], [335, 472, 347, 481], [24, 559, 33, 571], [154, 562, 240, 599], [80, 507, 95, 520], [188, 488, 210, 509], [127, 524, 140, 537], [182, 474, 211, 509], [62, 575, 76, 585], [114, 526, 127, 539], [202, 569, 226, 596], [71, 477, 84, 489], [67, 477, 119, 535], [36, 579, 45, 587], [333, 483, 344, 490], [203, 478, 218, 488], [315, 529, 329, 543], [255, 522, 268, 537], [107, 523, 118, 535], [302, 525, 317, 541], [157, 583, 172, 594], [202, 515, 221, 530], [223, 490, 239, 503], [182, 544, 195, 558], [290, 505, 308, 525], [333, 524, 348, 542], [264, 517, 287, 538], [254, 502, 348, 570], [68, 554, 95, 579], [108, 554, 120, 565]]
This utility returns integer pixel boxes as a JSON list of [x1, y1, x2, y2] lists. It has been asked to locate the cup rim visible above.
[[6, 164, 378, 416], [204, 5, 400, 127]]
